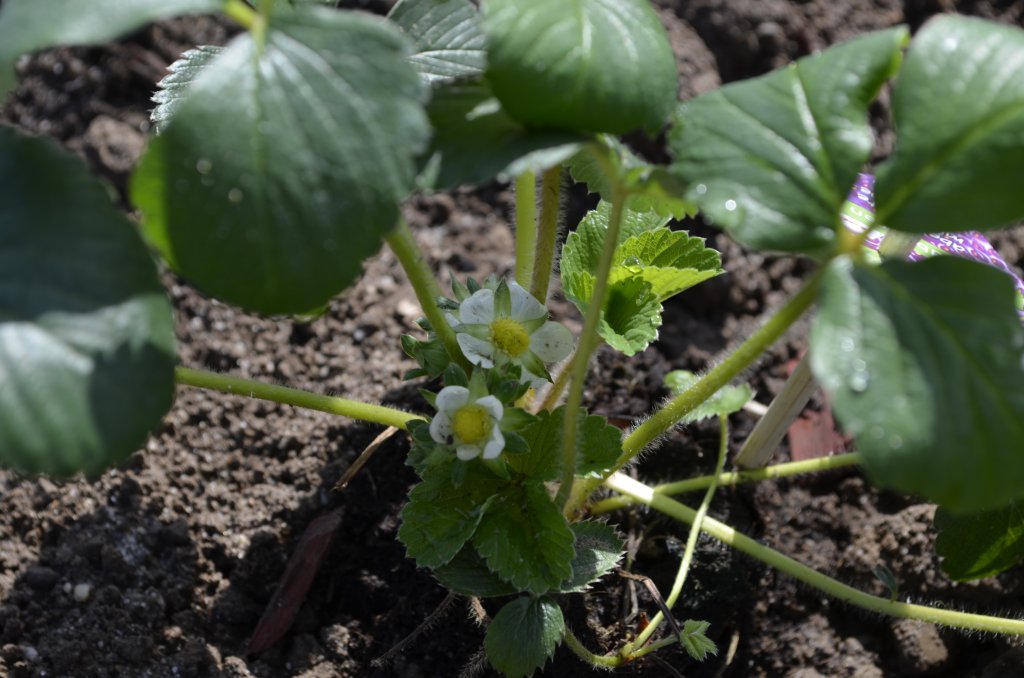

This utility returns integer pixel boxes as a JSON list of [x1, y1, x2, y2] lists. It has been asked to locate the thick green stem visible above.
[[606, 472, 1024, 636], [385, 220, 470, 372], [555, 191, 627, 511], [529, 165, 563, 303], [175, 367, 424, 430], [223, 0, 257, 28], [569, 273, 822, 515], [626, 417, 730, 653], [514, 171, 538, 287], [590, 452, 862, 515]]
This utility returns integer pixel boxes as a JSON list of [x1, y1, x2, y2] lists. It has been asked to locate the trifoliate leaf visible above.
[[665, 370, 754, 424], [485, 596, 564, 678], [398, 460, 504, 569], [558, 522, 624, 593], [509, 407, 623, 481], [680, 620, 718, 662], [934, 502, 1024, 581], [432, 545, 519, 598], [473, 483, 575, 594], [387, 0, 485, 86]]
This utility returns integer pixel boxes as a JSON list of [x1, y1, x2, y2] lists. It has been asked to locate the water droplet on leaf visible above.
[[695, 184, 707, 195], [724, 199, 737, 212], [196, 158, 213, 174]]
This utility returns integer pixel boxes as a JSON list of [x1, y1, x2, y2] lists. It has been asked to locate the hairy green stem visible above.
[[529, 165, 563, 303], [514, 171, 538, 287], [385, 220, 470, 372], [626, 417, 730, 653], [555, 191, 627, 511], [569, 273, 822, 515], [606, 472, 1024, 636], [590, 452, 862, 515], [175, 367, 424, 430], [562, 627, 622, 668]]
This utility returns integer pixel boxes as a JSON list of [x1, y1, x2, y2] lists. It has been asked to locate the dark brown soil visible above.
[[2, 2, 1024, 677]]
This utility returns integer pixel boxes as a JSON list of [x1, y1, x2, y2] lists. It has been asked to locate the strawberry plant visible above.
[[2, 1, 1024, 675]]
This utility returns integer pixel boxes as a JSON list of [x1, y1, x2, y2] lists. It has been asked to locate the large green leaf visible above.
[[0, 0, 221, 97], [420, 79, 585, 189], [558, 521, 624, 593], [398, 461, 504, 569], [670, 27, 906, 254], [387, 0, 485, 85], [934, 503, 1024, 581], [484, 596, 564, 678], [150, 45, 224, 134], [610, 229, 722, 301], [810, 256, 1024, 513], [432, 545, 519, 598], [132, 6, 429, 314], [473, 483, 575, 594], [482, 0, 677, 134], [0, 129, 176, 476], [876, 16, 1024, 233], [510, 407, 623, 481]]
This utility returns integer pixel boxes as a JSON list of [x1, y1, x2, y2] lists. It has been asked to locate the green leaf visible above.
[[566, 273, 663, 356], [0, 128, 176, 476], [665, 370, 754, 424], [810, 256, 1024, 513], [482, 0, 677, 134], [669, 27, 906, 254], [680, 620, 718, 662], [0, 0, 221, 97], [420, 79, 585, 189], [473, 484, 575, 594], [132, 6, 429, 314], [510, 408, 622, 481], [611, 229, 722, 302], [934, 502, 1024, 581], [150, 45, 224, 134], [398, 460, 503, 569], [876, 16, 1024, 233], [432, 545, 520, 597], [570, 140, 695, 219], [485, 597, 564, 678], [558, 522, 624, 593], [387, 0, 485, 86]]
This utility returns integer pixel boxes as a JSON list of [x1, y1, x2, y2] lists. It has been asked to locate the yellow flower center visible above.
[[452, 404, 492, 445], [490, 318, 531, 358]]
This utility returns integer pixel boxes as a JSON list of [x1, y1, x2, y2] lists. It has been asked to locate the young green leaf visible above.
[[558, 521, 624, 593], [473, 484, 575, 594], [565, 273, 663, 356], [484, 596, 564, 678], [133, 5, 430, 315], [0, 128, 176, 476], [934, 502, 1024, 581], [669, 27, 906, 254], [432, 545, 520, 598], [665, 370, 753, 424], [875, 16, 1024, 233], [680, 619, 718, 661], [420, 79, 585, 189], [387, 0, 485, 85], [810, 256, 1024, 513], [398, 461, 504, 569], [0, 0, 221, 97], [150, 45, 224, 134], [610, 229, 722, 302], [482, 0, 677, 134], [509, 408, 623, 481]]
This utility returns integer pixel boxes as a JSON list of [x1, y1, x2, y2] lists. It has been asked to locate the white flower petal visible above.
[[482, 428, 505, 459], [529, 321, 574, 363], [520, 368, 549, 390], [509, 282, 547, 322], [476, 396, 504, 422], [435, 385, 470, 412], [429, 411, 453, 443], [445, 312, 459, 328], [458, 333, 495, 368], [460, 288, 495, 325], [456, 443, 481, 461]]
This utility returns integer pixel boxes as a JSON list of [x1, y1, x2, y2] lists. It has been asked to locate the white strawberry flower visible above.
[[429, 385, 505, 461], [449, 281, 573, 385]]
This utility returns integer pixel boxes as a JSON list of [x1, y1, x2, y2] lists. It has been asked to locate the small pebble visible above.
[[73, 583, 92, 603]]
